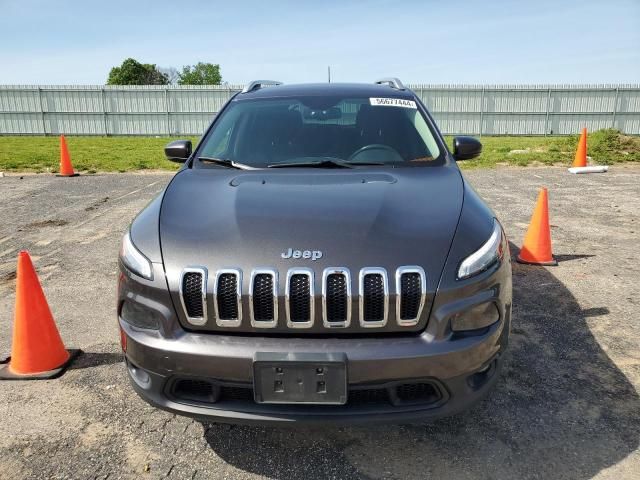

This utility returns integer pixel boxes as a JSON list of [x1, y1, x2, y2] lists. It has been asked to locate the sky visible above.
[[0, 0, 639, 85]]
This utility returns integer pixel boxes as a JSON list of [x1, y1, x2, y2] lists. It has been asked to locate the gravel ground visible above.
[[0, 166, 638, 480]]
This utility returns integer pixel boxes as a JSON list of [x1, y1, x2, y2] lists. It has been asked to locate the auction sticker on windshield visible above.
[[369, 98, 417, 108]]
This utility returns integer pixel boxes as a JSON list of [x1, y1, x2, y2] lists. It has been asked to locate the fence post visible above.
[[101, 87, 108, 136], [544, 87, 552, 136], [37, 87, 46, 136], [165, 87, 170, 136], [479, 86, 485, 137], [612, 87, 619, 129]]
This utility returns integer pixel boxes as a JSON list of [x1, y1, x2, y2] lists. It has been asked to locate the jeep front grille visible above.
[[396, 267, 427, 326], [180, 267, 207, 326], [250, 269, 278, 327], [178, 266, 426, 331]]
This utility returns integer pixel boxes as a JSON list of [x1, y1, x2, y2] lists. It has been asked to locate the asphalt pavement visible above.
[[0, 166, 638, 479]]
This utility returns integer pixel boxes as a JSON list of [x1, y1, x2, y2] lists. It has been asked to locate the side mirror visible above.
[[165, 140, 192, 162], [453, 136, 482, 161]]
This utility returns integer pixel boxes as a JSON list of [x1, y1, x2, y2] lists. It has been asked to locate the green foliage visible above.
[[107, 58, 169, 85], [588, 129, 640, 165], [178, 62, 222, 85], [107, 59, 223, 86]]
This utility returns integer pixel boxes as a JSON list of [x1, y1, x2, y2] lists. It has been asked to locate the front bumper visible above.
[[121, 315, 507, 425], [118, 230, 512, 424]]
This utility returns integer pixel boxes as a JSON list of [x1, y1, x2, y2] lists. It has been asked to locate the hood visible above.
[[160, 167, 463, 293]]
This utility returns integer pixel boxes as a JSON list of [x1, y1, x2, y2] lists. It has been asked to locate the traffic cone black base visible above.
[[0, 349, 81, 380]]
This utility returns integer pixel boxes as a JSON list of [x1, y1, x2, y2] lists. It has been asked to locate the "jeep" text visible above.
[[281, 248, 323, 261]]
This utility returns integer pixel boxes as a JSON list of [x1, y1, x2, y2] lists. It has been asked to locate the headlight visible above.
[[457, 220, 503, 280], [120, 231, 153, 280]]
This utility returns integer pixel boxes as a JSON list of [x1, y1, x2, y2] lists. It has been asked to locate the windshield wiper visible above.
[[268, 159, 353, 169], [198, 156, 256, 170], [343, 161, 386, 166]]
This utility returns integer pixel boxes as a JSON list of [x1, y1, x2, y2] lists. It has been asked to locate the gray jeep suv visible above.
[[117, 78, 512, 424]]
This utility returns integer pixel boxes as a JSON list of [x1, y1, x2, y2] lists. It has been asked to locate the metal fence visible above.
[[1, 84, 639, 136]]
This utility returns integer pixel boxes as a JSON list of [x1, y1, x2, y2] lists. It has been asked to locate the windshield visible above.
[[196, 95, 443, 168]]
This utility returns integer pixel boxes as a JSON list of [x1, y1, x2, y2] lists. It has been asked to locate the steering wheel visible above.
[[347, 144, 403, 164]]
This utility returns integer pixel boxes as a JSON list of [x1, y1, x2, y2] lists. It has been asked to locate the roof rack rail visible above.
[[374, 78, 406, 90], [241, 80, 283, 94]]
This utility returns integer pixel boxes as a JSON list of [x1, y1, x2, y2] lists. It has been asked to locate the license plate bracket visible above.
[[253, 352, 347, 405]]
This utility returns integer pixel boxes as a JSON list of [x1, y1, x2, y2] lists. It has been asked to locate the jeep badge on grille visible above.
[[281, 248, 323, 261]]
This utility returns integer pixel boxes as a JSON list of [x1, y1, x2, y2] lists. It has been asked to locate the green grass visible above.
[[448, 129, 640, 169], [0, 130, 638, 173], [0, 136, 200, 173]]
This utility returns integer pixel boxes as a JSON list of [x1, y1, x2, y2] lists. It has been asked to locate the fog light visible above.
[[128, 362, 151, 389], [121, 300, 161, 330], [451, 302, 499, 332]]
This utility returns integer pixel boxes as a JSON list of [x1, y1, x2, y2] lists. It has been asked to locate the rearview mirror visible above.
[[165, 140, 192, 162], [303, 106, 342, 121], [453, 136, 482, 161]]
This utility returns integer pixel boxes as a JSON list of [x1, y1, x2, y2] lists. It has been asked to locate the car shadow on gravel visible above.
[[68, 352, 123, 370], [200, 245, 640, 480]]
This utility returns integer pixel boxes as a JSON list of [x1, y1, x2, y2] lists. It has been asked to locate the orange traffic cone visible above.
[[57, 135, 78, 177], [572, 128, 588, 168], [568, 128, 608, 174], [0, 251, 79, 380], [516, 188, 557, 266]]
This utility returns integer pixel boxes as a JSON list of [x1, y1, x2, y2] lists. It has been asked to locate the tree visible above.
[[178, 62, 222, 85], [107, 58, 168, 85]]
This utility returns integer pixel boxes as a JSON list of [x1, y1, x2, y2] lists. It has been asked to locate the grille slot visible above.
[[172, 379, 219, 403], [394, 382, 440, 405], [253, 275, 274, 320], [322, 268, 351, 328], [214, 270, 242, 327], [395, 267, 426, 326], [359, 268, 388, 327], [326, 275, 347, 320], [182, 273, 203, 317], [220, 386, 254, 402], [348, 388, 390, 406], [363, 275, 384, 320], [180, 268, 207, 326], [286, 269, 314, 328], [250, 270, 278, 327]]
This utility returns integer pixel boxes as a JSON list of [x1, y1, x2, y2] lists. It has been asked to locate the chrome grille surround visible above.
[[395, 266, 427, 326], [285, 268, 314, 328], [213, 269, 243, 327], [249, 268, 279, 328], [178, 266, 425, 330], [358, 267, 389, 328], [179, 267, 208, 326], [322, 267, 352, 328], [396, 265, 427, 327]]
